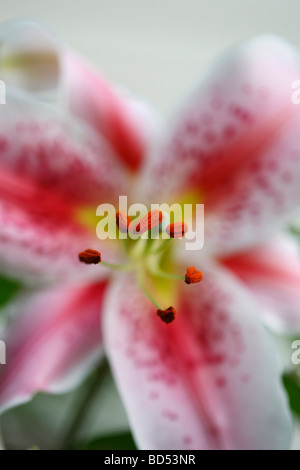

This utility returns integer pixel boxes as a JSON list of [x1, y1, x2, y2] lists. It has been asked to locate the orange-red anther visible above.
[[157, 306, 177, 324], [185, 266, 203, 284], [78, 249, 101, 264], [134, 210, 163, 234], [166, 222, 188, 238], [116, 211, 132, 233]]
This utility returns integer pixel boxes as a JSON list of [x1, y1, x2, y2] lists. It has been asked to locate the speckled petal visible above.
[[0, 281, 107, 414], [103, 268, 291, 450], [222, 234, 300, 332], [0, 91, 130, 206], [138, 35, 300, 253]]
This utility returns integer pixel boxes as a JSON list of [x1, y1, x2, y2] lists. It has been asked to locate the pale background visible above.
[[1, 0, 300, 114], [1, 0, 300, 449]]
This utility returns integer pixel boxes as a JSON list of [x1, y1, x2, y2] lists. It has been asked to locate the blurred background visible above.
[[2, 0, 300, 114], [1, 0, 300, 450]]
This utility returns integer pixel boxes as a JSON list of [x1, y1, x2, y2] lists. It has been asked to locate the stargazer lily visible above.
[[0, 20, 298, 449]]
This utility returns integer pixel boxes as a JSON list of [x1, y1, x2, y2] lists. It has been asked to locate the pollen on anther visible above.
[[134, 210, 163, 235], [166, 222, 188, 238], [157, 306, 177, 324], [185, 266, 203, 284], [116, 211, 132, 233], [78, 249, 101, 264]]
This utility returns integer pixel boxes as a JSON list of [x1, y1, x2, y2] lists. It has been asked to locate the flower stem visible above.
[[60, 358, 109, 450]]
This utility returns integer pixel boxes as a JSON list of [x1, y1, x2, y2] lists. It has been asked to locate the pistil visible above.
[[78, 209, 203, 324]]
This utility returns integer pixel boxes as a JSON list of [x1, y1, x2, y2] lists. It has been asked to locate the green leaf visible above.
[[289, 226, 300, 238], [283, 371, 300, 418], [74, 432, 137, 450], [0, 275, 21, 308]]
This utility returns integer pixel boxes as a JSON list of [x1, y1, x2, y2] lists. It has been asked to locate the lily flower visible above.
[[0, 20, 298, 449]]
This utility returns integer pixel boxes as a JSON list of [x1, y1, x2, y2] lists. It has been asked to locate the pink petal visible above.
[[0, 94, 122, 284], [0, 162, 118, 284], [0, 91, 130, 206], [140, 35, 300, 200], [104, 269, 291, 450], [0, 195, 115, 284], [139, 35, 300, 251], [0, 281, 107, 414], [0, 19, 157, 171], [221, 235, 300, 331], [64, 52, 157, 171]]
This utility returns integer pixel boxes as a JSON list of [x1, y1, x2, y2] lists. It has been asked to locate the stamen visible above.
[[150, 238, 172, 255], [78, 249, 101, 264], [137, 276, 162, 309], [78, 249, 131, 271], [166, 222, 188, 238], [148, 261, 185, 280], [137, 274, 177, 325], [116, 211, 132, 233], [185, 266, 203, 284], [134, 210, 163, 235], [157, 306, 177, 324], [100, 261, 133, 271]]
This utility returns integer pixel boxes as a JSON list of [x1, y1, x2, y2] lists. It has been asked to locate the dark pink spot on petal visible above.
[[281, 172, 292, 183], [203, 131, 217, 144], [200, 112, 213, 126], [162, 410, 178, 421], [211, 96, 224, 109], [229, 357, 240, 367], [149, 391, 159, 400], [241, 373, 251, 383], [242, 83, 252, 95], [223, 125, 236, 139], [183, 435, 193, 445], [216, 376, 227, 388]]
